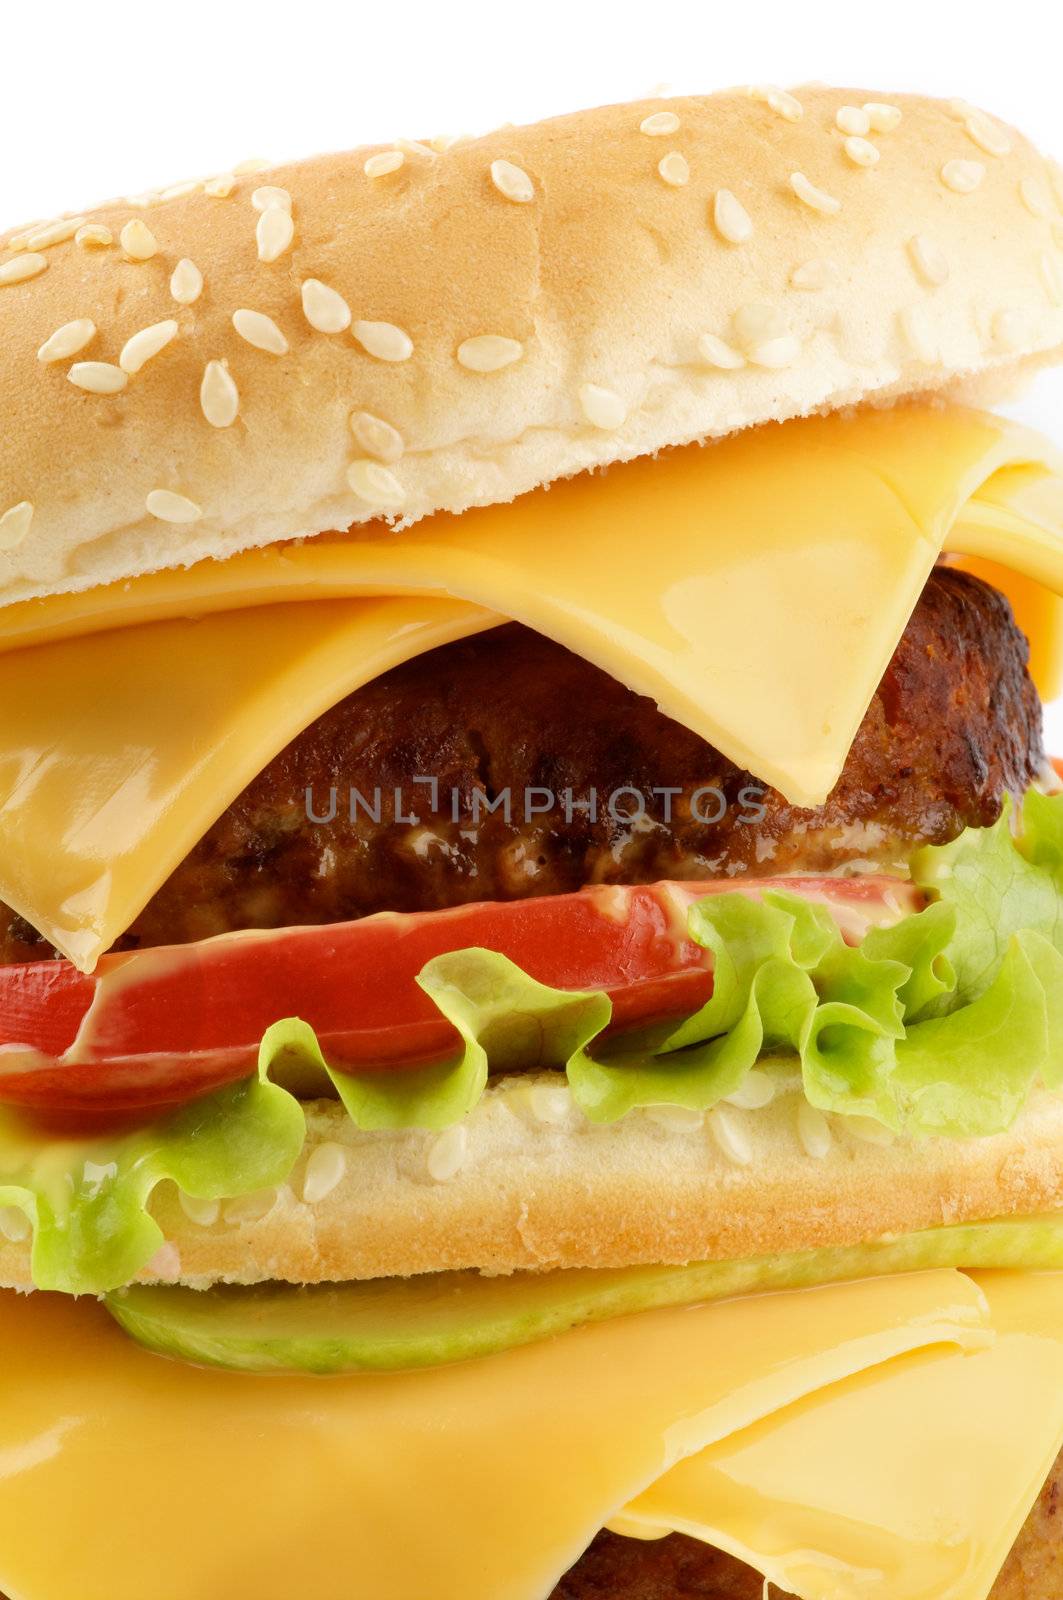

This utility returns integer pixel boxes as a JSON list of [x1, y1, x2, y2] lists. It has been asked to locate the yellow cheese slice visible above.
[[0, 597, 497, 971], [616, 1271, 1063, 1600], [1, 405, 1062, 969], [1, 410, 1062, 785], [0, 1270, 994, 1600], [948, 463, 1063, 700]]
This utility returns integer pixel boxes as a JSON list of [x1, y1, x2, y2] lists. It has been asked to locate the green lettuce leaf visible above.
[[341, 793, 1063, 1138], [260, 951, 610, 1131], [5, 791, 1063, 1297], [910, 789, 1063, 1005], [0, 1060, 305, 1296]]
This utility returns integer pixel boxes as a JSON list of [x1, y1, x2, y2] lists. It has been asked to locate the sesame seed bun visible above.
[[1, 1073, 1061, 1291], [1, 87, 1063, 606]]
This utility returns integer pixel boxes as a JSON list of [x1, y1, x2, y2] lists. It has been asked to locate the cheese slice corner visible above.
[[618, 1270, 1063, 1600]]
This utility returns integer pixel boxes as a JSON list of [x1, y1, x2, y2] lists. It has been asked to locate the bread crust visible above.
[[1, 89, 1062, 605], [2, 1072, 1061, 1290]]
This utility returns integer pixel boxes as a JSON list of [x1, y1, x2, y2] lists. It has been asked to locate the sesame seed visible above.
[[723, 1068, 775, 1110], [119, 319, 178, 374], [750, 85, 803, 121], [0, 502, 33, 552], [789, 172, 841, 215], [900, 304, 937, 363], [26, 216, 87, 250], [394, 138, 437, 160], [364, 150, 405, 179], [233, 157, 272, 175], [1021, 176, 1053, 218], [993, 308, 1032, 352], [490, 158, 535, 202], [797, 1101, 833, 1159], [0, 1205, 30, 1242], [256, 205, 294, 263], [578, 382, 627, 429], [697, 332, 746, 369], [347, 459, 405, 509], [645, 1103, 703, 1132], [1041, 251, 1063, 306], [963, 110, 1011, 158], [146, 489, 202, 524], [907, 233, 950, 286], [749, 334, 800, 368], [0, 253, 47, 286], [170, 257, 203, 305], [352, 319, 414, 362], [426, 1124, 467, 1182], [125, 191, 160, 209], [843, 135, 879, 167], [713, 187, 753, 244], [771, 88, 803, 121], [37, 318, 97, 363], [251, 184, 292, 213], [302, 1141, 348, 1204], [863, 102, 902, 133], [732, 302, 785, 348], [656, 151, 689, 187], [75, 223, 113, 248], [178, 1192, 220, 1227], [349, 411, 404, 462], [68, 361, 128, 395], [429, 133, 465, 153], [301, 278, 352, 334], [940, 159, 984, 194], [456, 333, 522, 372], [204, 173, 236, 198], [708, 1105, 753, 1165], [160, 179, 201, 201], [119, 219, 159, 260], [639, 110, 680, 135], [790, 257, 838, 290], [5, 225, 42, 252], [200, 360, 239, 427], [232, 308, 289, 354], [844, 1115, 895, 1147], [527, 1083, 572, 1125], [223, 1188, 277, 1224], [835, 105, 870, 136]]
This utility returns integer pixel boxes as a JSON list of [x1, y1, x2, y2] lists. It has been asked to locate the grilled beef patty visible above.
[[0, 568, 1043, 963]]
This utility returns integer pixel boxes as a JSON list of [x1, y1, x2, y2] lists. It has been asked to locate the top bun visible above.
[[1, 86, 1062, 607]]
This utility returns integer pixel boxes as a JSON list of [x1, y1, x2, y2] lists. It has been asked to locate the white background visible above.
[[3, 0, 1062, 747]]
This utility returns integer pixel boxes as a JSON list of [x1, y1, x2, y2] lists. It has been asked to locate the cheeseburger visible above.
[[2, 85, 1063, 1600]]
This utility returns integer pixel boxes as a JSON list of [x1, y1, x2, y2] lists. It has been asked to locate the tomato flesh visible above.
[[0, 876, 918, 1114]]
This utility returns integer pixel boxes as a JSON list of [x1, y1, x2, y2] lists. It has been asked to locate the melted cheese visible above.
[[1, 406, 1062, 970], [948, 462, 1063, 700], [615, 1271, 1063, 1600], [0, 1269, 1021, 1600], [0, 597, 496, 971]]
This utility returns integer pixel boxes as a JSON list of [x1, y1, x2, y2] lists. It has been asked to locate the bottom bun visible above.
[[3, 1067, 1062, 1290]]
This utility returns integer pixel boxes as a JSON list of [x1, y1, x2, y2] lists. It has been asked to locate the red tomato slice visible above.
[[0, 876, 918, 1115]]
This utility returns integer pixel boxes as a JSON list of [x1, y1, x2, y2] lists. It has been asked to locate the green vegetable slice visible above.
[[105, 1213, 1063, 1375]]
